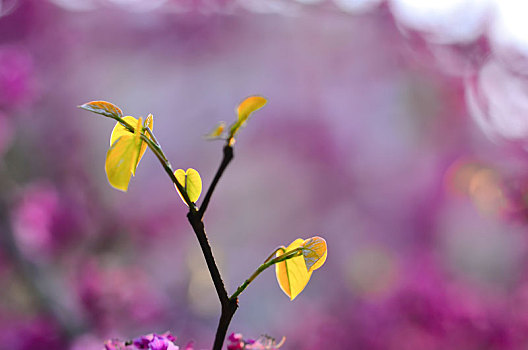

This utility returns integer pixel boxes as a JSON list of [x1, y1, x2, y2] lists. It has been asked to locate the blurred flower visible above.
[[70, 334, 107, 350], [389, 0, 492, 44], [105, 332, 180, 350], [104, 338, 128, 350], [466, 59, 528, 146], [227, 333, 285, 350], [0, 0, 19, 18], [1, 316, 62, 350], [489, 1, 528, 75], [12, 182, 87, 261], [12, 183, 59, 260], [77, 261, 169, 333], [334, 0, 383, 13], [0, 46, 36, 110], [134, 332, 178, 350]]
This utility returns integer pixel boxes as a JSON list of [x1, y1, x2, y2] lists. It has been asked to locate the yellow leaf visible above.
[[204, 121, 226, 139], [138, 114, 154, 172], [79, 100, 123, 119], [275, 239, 311, 300], [301, 236, 327, 272], [237, 96, 267, 123], [110, 116, 137, 146], [105, 118, 143, 192], [173, 168, 202, 204], [275, 236, 328, 300], [109, 115, 153, 176], [229, 96, 267, 138]]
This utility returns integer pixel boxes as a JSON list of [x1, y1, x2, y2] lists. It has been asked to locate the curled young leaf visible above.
[[79, 101, 123, 119], [174, 168, 202, 204], [275, 236, 327, 300], [229, 96, 267, 140], [204, 121, 226, 140], [105, 117, 143, 192], [139, 114, 154, 173]]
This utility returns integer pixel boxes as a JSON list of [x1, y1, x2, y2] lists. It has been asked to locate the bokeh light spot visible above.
[[346, 245, 400, 299]]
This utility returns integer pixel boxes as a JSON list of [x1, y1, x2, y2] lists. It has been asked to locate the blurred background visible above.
[[3, 0, 528, 349]]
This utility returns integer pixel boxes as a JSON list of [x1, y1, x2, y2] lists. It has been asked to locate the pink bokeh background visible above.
[[3, 0, 528, 349]]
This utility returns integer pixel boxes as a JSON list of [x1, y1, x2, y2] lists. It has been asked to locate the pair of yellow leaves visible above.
[[106, 115, 153, 192], [173, 168, 202, 205], [275, 236, 327, 300], [108, 126, 203, 206], [105, 114, 203, 204]]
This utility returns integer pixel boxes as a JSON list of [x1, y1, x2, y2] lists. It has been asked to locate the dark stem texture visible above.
[[188, 143, 236, 350], [199, 145, 233, 219]]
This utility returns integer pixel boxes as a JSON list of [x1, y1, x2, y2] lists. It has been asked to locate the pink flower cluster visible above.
[[103, 332, 284, 350], [227, 333, 285, 350], [105, 332, 192, 350]]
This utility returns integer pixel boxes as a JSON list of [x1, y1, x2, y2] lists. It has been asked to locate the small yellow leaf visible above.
[[275, 239, 311, 301], [301, 236, 327, 272], [105, 118, 143, 192], [229, 96, 267, 138], [109, 115, 153, 176], [173, 168, 202, 204], [80, 101, 123, 119], [275, 236, 327, 300], [138, 114, 154, 172], [237, 96, 267, 122], [204, 121, 226, 139]]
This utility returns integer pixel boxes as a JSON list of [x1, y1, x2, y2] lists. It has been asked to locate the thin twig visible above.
[[187, 211, 238, 350], [187, 212, 229, 304], [198, 144, 233, 219], [230, 249, 303, 301]]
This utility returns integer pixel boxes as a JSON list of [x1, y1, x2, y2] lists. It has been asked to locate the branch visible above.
[[187, 208, 238, 350], [82, 105, 239, 349], [213, 299, 238, 350], [141, 125, 236, 350], [187, 142, 240, 350], [187, 212, 229, 304], [198, 144, 233, 219]]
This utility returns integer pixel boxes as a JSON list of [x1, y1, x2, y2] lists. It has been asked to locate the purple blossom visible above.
[[108, 332, 180, 350], [227, 333, 284, 350], [104, 339, 128, 350], [148, 336, 169, 350], [133, 335, 152, 349]]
